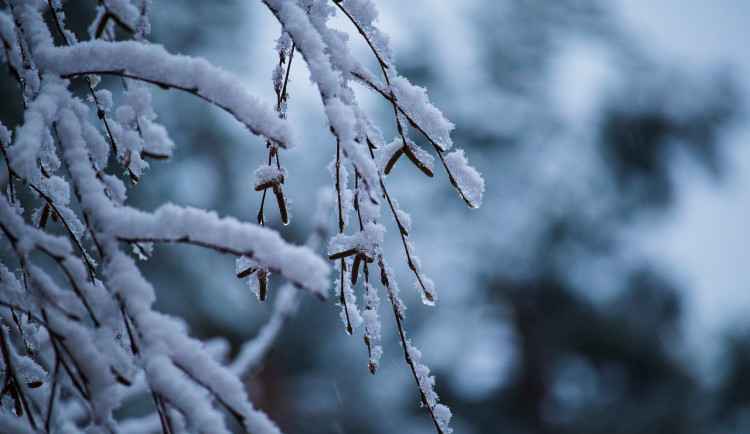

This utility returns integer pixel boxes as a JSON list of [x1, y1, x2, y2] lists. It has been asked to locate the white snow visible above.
[[443, 149, 485, 208]]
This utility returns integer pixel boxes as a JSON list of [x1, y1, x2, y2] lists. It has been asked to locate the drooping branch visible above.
[[108, 204, 330, 298], [36, 40, 295, 148], [262, 0, 382, 197], [46, 0, 141, 182], [353, 70, 483, 208], [258, 36, 296, 226]]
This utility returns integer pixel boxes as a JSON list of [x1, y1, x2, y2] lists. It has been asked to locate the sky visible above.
[[371, 0, 750, 369], [614, 1, 750, 363]]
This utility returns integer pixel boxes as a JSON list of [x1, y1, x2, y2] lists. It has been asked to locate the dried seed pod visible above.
[[403, 145, 434, 177], [351, 254, 362, 285], [236, 267, 257, 279], [39, 203, 50, 230], [254, 180, 275, 192], [384, 146, 404, 175], [112, 368, 132, 386], [141, 151, 170, 160], [258, 268, 268, 302], [26, 381, 43, 389], [273, 184, 289, 225], [329, 248, 357, 261], [94, 14, 110, 39], [364, 336, 377, 374]]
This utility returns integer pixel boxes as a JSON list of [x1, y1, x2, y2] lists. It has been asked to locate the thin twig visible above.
[[46, 0, 140, 181]]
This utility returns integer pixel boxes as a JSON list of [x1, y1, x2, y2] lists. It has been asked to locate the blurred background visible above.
[[4, 0, 750, 432]]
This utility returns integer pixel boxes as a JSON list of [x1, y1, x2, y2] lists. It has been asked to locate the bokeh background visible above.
[[4, 0, 750, 432]]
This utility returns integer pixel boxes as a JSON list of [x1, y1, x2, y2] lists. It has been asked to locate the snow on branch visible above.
[[353, 69, 484, 208], [37, 40, 295, 148], [262, 0, 382, 197], [110, 204, 330, 297]]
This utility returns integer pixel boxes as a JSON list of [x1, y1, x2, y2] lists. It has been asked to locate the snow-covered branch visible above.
[[0, 0, 483, 432], [39, 40, 294, 148], [110, 204, 329, 297]]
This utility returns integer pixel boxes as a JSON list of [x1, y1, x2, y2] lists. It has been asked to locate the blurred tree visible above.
[[379, 0, 742, 432], [461, 271, 695, 433]]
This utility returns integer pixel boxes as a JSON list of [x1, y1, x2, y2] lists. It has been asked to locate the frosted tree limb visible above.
[[36, 40, 295, 148], [110, 204, 330, 297]]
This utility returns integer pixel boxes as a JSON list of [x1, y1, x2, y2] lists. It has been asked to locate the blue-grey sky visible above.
[[374, 0, 750, 368], [616, 0, 750, 367]]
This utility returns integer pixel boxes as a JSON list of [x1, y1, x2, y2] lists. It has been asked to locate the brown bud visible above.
[[258, 269, 268, 302], [236, 267, 257, 279], [39, 204, 50, 230], [384, 147, 404, 175], [329, 248, 357, 261], [403, 145, 434, 177], [273, 184, 289, 225], [351, 255, 362, 285]]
